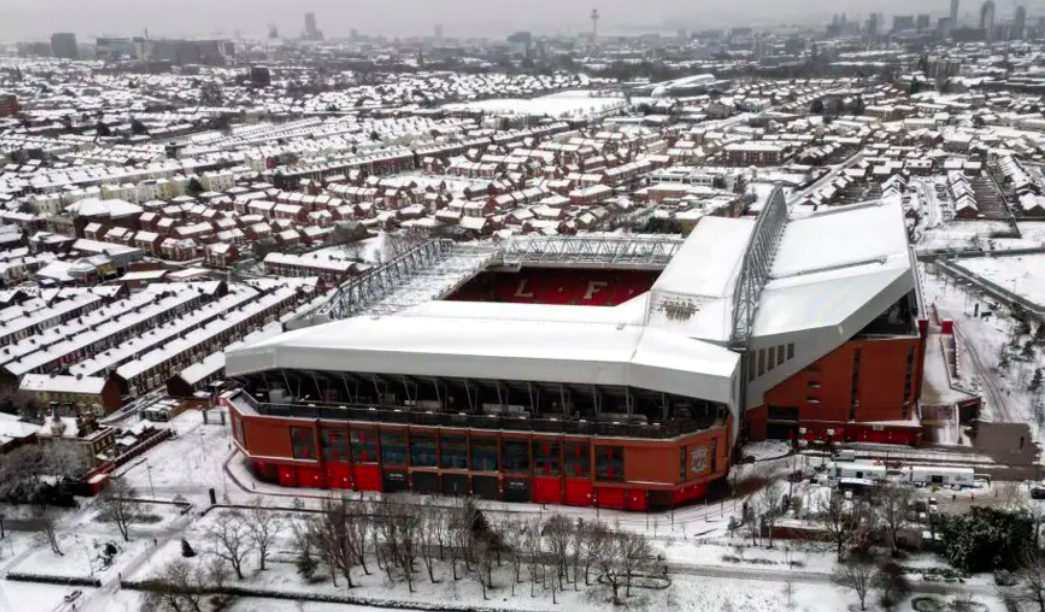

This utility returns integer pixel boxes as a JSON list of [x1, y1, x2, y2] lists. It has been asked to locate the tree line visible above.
[[144, 495, 664, 612]]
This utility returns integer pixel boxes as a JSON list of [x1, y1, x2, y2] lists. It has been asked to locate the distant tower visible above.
[[1013, 5, 1027, 39], [268, 24, 279, 40], [304, 12, 322, 40], [590, 8, 600, 47], [50, 33, 79, 60], [980, 0, 996, 40], [434, 24, 444, 39], [950, 0, 960, 28]]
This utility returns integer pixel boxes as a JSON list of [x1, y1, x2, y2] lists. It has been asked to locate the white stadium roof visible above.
[[228, 313, 739, 405], [226, 196, 916, 422]]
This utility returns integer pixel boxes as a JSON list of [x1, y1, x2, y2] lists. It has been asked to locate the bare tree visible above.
[[817, 496, 861, 559], [291, 516, 319, 583], [524, 517, 545, 597], [308, 497, 357, 588], [501, 517, 526, 595], [873, 483, 912, 555], [543, 513, 573, 589], [595, 527, 653, 604], [206, 510, 255, 580], [833, 557, 876, 611], [598, 530, 627, 604], [417, 504, 443, 583], [756, 483, 785, 548], [569, 518, 585, 589], [246, 498, 282, 571], [99, 476, 142, 542], [379, 496, 420, 592], [40, 512, 62, 555], [746, 495, 764, 547], [469, 539, 496, 600], [618, 530, 653, 599], [346, 500, 372, 577], [1021, 555, 1045, 612], [580, 520, 610, 586], [140, 558, 228, 612]]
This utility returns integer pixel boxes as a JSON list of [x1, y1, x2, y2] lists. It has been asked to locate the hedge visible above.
[[6, 573, 102, 588], [121, 579, 550, 612]]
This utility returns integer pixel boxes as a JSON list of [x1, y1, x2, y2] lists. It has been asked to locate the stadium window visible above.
[[787, 343, 795, 360], [320, 427, 348, 462], [350, 429, 378, 464], [534, 440, 561, 476], [806, 396, 820, 404], [410, 433, 437, 468], [380, 432, 407, 467], [470, 437, 499, 471], [440, 435, 468, 469], [679, 447, 688, 482], [758, 349, 766, 376], [563, 441, 590, 478], [777, 345, 785, 366], [595, 446, 625, 482], [290, 427, 316, 460], [502, 439, 531, 473], [767, 346, 776, 371]]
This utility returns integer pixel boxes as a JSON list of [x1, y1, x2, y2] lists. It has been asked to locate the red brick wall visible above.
[[750, 336, 924, 441]]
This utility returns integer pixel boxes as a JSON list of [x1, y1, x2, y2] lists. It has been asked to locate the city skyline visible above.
[[1, 0, 1034, 42]]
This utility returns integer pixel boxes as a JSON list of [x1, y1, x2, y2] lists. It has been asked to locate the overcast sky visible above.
[[1, 0, 1016, 42]]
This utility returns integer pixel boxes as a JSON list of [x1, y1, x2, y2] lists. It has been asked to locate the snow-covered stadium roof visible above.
[[227, 311, 739, 405], [226, 197, 915, 416]]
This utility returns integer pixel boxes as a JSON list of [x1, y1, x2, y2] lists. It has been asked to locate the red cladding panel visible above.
[[532, 477, 562, 504], [564, 479, 594, 507], [296, 466, 324, 488], [596, 487, 626, 509], [352, 465, 383, 492], [626, 489, 647, 511], [672, 482, 709, 505], [326, 463, 351, 490], [278, 466, 297, 487]]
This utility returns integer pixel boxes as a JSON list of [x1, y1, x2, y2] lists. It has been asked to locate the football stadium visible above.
[[223, 188, 925, 510]]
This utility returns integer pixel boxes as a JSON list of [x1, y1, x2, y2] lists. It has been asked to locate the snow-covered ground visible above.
[[918, 220, 1012, 252], [131, 506, 1003, 612], [0, 581, 80, 612], [922, 263, 1044, 438], [11, 534, 149, 581], [115, 409, 235, 506], [443, 91, 627, 120], [741, 440, 791, 462], [955, 253, 1045, 307]]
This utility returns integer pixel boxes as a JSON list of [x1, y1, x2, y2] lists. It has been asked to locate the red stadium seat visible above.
[[448, 269, 658, 307]]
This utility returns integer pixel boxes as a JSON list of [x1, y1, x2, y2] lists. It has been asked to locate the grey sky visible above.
[[1, 0, 1014, 42]]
